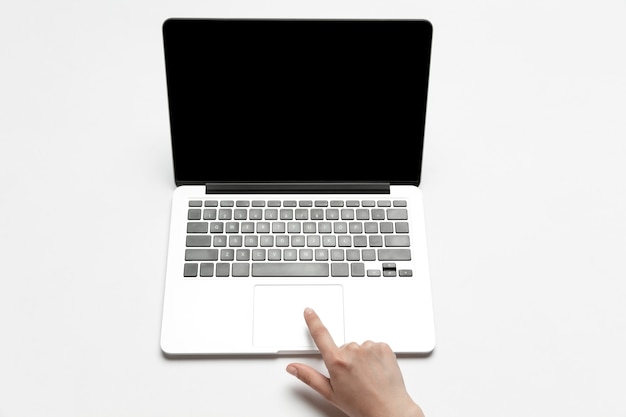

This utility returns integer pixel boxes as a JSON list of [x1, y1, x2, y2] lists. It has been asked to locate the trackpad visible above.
[[253, 285, 345, 349]]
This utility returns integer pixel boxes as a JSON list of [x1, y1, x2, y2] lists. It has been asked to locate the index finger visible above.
[[304, 308, 339, 357]]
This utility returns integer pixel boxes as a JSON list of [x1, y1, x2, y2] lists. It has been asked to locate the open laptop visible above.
[[160, 18, 435, 355]]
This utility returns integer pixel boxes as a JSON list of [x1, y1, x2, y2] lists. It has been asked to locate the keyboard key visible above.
[[218, 209, 232, 220], [204, 200, 218, 207], [184, 263, 198, 277], [210, 222, 224, 233], [341, 209, 355, 220], [371, 209, 385, 220], [362, 200, 375, 207], [299, 249, 313, 261], [189, 201, 202, 207], [362, 249, 376, 261], [338, 236, 352, 247], [257, 222, 270, 233], [351, 262, 365, 277], [236, 249, 250, 261], [220, 249, 234, 261], [199, 263, 214, 277], [377, 200, 391, 207], [188, 209, 202, 220], [331, 263, 349, 277], [378, 249, 411, 261], [249, 209, 263, 220], [385, 235, 411, 247], [244, 235, 258, 247], [395, 222, 410, 233], [186, 235, 211, 247], [315, 249, 329, 261], [225, 222, 239, 233], [272, 222, 286, 233], [393, 200, 407, 207], [213, 235, 226, 247], [252, 263, 329, 277], [387, 209, 408, 220], [185, 249, 216, 261], [220, 200, 234, 207], [187, 222, 208, 233], [288, 222, 301, 233], [346, 249, 360, 261], [203, 209, 217, 220], [252, 249, 266, 261], [215, 263, 230, 277], [232, 263, 250, 277], [330, 249, 344, 261], [399, 269, 413, 277], [318, 222, 332, 233], [334, 222, 348, 234], [369, 235, 383, 247], [236, 200, 250, 207]]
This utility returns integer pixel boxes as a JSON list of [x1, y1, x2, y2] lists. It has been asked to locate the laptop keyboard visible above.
[[183, 199, 413, 278]]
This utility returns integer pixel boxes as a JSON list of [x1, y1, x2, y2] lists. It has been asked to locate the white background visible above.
[[1, 0, 625, 416]]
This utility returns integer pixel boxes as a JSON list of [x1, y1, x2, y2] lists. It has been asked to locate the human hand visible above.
[[286, 308, 425, 417]]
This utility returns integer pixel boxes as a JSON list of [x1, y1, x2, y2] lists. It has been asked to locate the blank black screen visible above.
[[163, 19, 432, 185]]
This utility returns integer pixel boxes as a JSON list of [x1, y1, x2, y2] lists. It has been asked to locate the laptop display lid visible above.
[[163, 18, 432, 187]]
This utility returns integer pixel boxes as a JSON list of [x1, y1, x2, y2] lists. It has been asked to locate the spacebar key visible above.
[[252, 263, 329, 277]]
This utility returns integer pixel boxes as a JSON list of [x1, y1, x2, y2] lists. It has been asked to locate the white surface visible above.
[[1, 1, 625, 416]]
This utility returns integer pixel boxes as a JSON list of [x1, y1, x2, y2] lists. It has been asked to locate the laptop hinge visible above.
[[204, 182, 390, 194]]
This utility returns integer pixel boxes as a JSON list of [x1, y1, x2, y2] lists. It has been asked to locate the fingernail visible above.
[[286, 365, 298, 376], [304, 307, 314, 315]]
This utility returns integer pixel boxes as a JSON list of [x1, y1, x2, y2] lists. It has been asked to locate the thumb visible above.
[[286, 363, 334, 401]]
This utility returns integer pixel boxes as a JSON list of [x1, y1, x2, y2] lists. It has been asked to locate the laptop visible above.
[[160, 18, 435, 355]]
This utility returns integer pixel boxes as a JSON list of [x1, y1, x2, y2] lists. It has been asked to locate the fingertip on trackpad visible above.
[[253, 285, 345, 349]]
